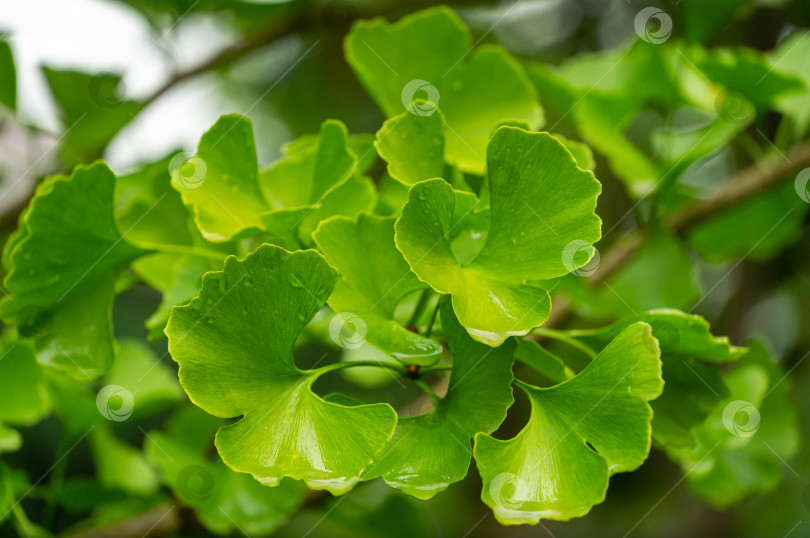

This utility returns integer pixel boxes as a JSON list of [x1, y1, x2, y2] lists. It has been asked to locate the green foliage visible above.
[[0, 3, 806, 536], [475, 323, 663, 524], [345, 6, 542, 174], [395, 127, 601, 345]]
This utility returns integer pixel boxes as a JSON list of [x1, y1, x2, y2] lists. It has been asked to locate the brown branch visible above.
[[667, 141, 810, 233], [543, 139, 810, 330]]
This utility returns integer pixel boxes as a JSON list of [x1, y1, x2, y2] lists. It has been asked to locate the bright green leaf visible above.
[[474, 322, 663, 524], [260, 120, 377, 245], [166, 245, 397, 494], [172, 114, 269, 242], [0, 163, 145, 379], [375, 109, 445, 185], [364, 297, 515, 498], [572, 309, 747, 448], [395, 127, 601, 346], [345, 6, 542, 174], [146, 406, 305, 535], [313, 213, 442, 365]]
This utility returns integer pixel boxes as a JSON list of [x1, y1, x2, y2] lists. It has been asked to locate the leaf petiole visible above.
[[309, 360, 407, 377], [148, 243, 228, 261], [531, 328, 597, 360]]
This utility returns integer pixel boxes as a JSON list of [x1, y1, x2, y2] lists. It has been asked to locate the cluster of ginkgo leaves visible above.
[[0, 5, 804, 535]]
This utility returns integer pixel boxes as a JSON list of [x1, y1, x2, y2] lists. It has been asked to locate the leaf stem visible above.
[[413, 379, 440, 402], [424, 300, 441, 338], [532, 328, 597, 360], [407, 289, 432, 328], [149, 243, 227, 261], [310, 360, 406, 377], [421, 364, 453, 374]]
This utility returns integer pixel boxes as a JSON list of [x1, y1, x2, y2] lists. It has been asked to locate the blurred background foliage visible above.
[[1, 0, 809, 536]]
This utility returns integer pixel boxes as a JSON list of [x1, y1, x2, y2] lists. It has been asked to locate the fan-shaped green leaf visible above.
[[364, 297, 514, 498], [395, 127, 601, 346], [474, 322, 663, 524], [172, 114, 269, 242], [571, 309, 747, 448], [42, 68, 142, 167], [260, 120, 377, 246], [0, 163, 145, 379], [345, 6, 542, 174], [166, 245, 397, 494], [375, 110, 445, 186], [146, 406, 305, 535], [313, 213, 442, 365]]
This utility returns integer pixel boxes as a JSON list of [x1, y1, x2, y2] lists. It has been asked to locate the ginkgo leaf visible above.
[[172, 114, 269, 242], [571, 309, 747, 448], [146, 406, 305, 535], [345, 6, 542, 174], [474, 322, 663, 524], [312, 213, 442, 365], [114, 152, 195, 249], [375, 109, 445, 186], [166, 245, 397, 494], [364, 297, 515, 498], [260, 120, 377, 245], [395, 126, 601, 346], [132, 253, 216, 340], [666, 339, 799, 508], [42, 68, 141, 167], [0, 163, 145, 379]]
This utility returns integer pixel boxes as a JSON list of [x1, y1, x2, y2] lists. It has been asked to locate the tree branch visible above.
[[543, 139, 810, 330]]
